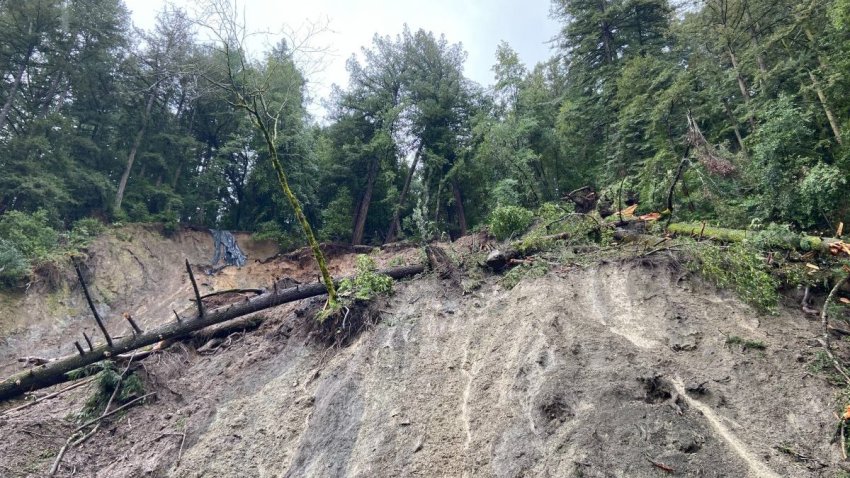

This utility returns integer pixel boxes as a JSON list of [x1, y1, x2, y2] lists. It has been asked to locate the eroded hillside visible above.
[[0, 226, 845, 477]]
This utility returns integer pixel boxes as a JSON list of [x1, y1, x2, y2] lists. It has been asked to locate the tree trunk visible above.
[[352, 157, 379, 245], [0, 46, 34, 134], [808, 70, 842, 145], [0, 264, 425, 402], [452, 180, 467, 236], [386, 144, 423, 243], [39, 35, 77, 118], [800, 27, 842, 144], [722, 100, 748, 157], [727, 47, 756, 129], [665, 222, 842, 253], [115, 92, 157, 211]]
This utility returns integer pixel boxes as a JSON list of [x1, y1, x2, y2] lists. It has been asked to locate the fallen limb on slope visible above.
[[0, 264, 425, 402]]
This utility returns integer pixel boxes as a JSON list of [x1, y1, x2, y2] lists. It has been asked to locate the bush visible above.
[[489, 205, 534, 241], [0, 210, 58, 261], [0, 239, 30, 286], [338, 255, 394, 301], [69, 217, 106, 247], [71, 360, 145, 422]]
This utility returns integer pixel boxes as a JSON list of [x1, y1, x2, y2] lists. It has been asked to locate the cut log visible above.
[[0, 264, 425, 402]]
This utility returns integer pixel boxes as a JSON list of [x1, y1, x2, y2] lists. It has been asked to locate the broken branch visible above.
[[186, 259, 205, 319], [74, 260, 112, 347]]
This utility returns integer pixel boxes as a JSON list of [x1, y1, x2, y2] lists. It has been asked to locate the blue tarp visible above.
[[210, 229, 247, 268]]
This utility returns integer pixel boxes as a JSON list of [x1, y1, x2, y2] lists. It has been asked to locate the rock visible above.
[[411, 436, 423, 453]]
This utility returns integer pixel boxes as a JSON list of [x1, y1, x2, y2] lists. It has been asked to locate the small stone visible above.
[[412, 436, 424, 453]]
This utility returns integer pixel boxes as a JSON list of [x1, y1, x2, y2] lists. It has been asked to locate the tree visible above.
[[198, 0, 339, 309], [114, 7, 195, 211]]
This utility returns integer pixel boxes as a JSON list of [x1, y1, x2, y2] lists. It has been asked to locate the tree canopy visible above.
[[0, 0, 848, 254]]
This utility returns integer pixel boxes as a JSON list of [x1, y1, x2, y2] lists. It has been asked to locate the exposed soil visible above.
[[0, 227, 846, 477]]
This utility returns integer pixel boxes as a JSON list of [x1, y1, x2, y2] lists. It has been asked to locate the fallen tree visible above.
[[0, 263, 425, 402], [666, 222, 845, 254]]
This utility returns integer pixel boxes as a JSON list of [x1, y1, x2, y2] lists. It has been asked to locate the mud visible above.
[[0, 229, 845, 477]]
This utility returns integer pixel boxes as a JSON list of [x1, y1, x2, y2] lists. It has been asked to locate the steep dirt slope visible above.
[[0, 225, 278, 378], [167, 264, 836, 478], [0, 229, 844, 477]]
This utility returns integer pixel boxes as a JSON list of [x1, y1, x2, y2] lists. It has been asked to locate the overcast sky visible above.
[[123, 0, 560, 119]]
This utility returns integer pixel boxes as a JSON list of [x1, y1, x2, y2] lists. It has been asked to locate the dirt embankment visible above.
[[0, 227, 844, 477], [0, 225, 280, 378]]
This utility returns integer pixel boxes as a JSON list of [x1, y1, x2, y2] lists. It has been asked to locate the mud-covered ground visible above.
[[0, 227, 846, 477]]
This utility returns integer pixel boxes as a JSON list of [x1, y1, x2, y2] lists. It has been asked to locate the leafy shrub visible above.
[[746, 223, 799, 250], [0, 210, 58, 261], [338, 255, 394, 301], [403, 197, 437, 243], [151, 209, 180, 237], [69, 217, 106, 247], [799, 163, 847, 226], [489, 205, 534, 241], [0, 239, 30, 286]]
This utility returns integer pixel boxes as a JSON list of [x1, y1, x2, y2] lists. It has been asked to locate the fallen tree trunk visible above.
[[0, 264, 425, 402], [666, 222, 843, 253]]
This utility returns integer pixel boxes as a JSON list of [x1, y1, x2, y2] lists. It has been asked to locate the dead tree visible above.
[[0, 264, 424, 402]]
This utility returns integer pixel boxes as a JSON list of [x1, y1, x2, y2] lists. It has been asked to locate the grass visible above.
[[725, 335, 767, 351], [685, 241, 779, 314], [500, 261, 549, 290]]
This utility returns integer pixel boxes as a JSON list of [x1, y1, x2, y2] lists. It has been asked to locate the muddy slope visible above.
[[168, 264, 836, 478], [0, 225, 278, 378], [0, 234, 842, 477]]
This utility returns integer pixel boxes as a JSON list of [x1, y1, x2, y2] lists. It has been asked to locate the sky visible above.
[[123, 0, 561, 119]]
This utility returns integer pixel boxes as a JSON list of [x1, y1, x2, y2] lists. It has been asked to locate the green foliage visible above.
[[0, 211, 108, 289], [489, 205, 534, 241], [0, 210, 58, 261], [799, 163, 848, 225], [252, 221, 300, 251], [491, 179, 522, 207], [73, 360, 145, 423], [404, 198, 437, 244], [338, 255, 394, 301], [500, 261, 549, 290], [687, 242, 780, 313], [745, 223, 800, 250], [320, 187, 353, 242], [747, 96, 822, 226], [332, 254, 395, 310], [0, 239, 30, 286], [809, 350, 848, 386], [69, 217, 106, 248], [725, 335, 767, 351]]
